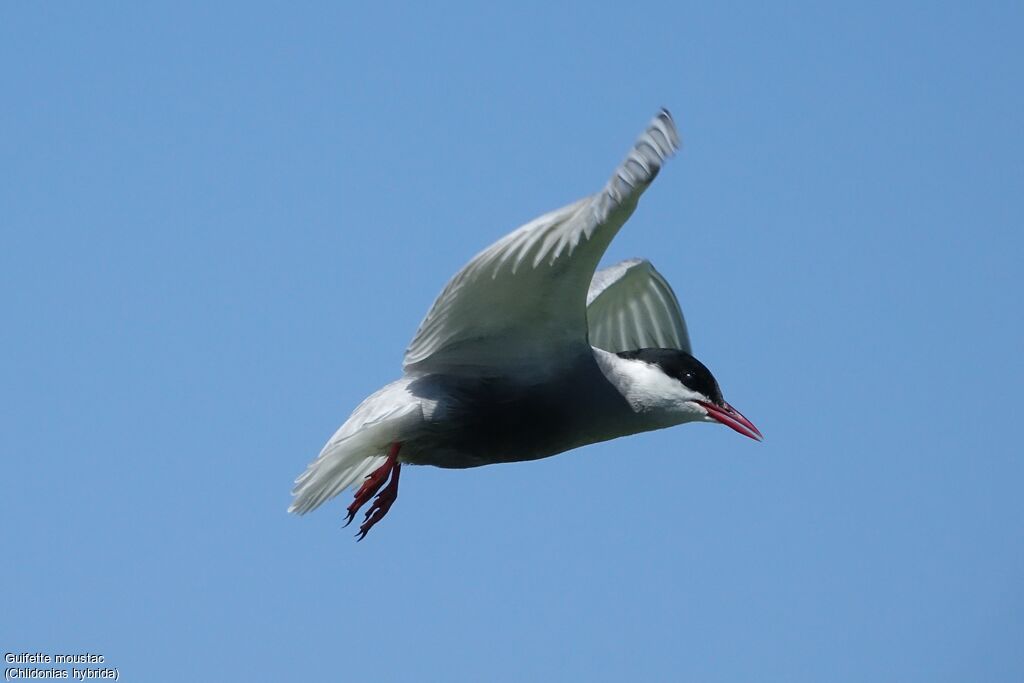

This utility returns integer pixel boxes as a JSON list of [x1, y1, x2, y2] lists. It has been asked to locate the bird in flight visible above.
[[290, 109, 761, 540]]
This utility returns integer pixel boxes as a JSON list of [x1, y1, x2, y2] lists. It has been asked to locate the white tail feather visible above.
[[289, 381, 422, 515]]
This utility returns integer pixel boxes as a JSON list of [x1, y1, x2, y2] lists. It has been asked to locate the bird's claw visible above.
[[344, 467, 390, 527], [346, 443, 402, 540], [355, 467, 400, 540]]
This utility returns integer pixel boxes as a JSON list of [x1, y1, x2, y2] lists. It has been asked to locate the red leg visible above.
[[344, 442, 402, 539], [356, 458, 401, 541], [344, 443, 398, 527]]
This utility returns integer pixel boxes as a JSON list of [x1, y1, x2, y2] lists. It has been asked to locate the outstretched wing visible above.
[[586, 258, 692, 354], [403, 109, 681, 377]]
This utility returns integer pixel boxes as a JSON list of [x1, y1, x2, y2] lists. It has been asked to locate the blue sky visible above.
[[3, 3, 1022, 681]]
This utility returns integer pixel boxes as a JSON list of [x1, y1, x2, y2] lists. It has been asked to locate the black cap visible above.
[[615, 348, 724, 405]]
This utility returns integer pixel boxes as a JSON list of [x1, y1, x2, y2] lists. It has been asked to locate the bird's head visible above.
[[613, 348, 762, 441]]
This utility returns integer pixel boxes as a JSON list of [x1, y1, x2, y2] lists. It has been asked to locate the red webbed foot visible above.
[[356, 459, 400, 541], [344, 442, 402, 540]]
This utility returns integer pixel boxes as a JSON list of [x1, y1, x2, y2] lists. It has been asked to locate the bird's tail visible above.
[[289, 382, 421, 515]]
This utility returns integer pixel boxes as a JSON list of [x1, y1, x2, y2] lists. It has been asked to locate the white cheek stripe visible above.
[[593, 349, 706, 418]]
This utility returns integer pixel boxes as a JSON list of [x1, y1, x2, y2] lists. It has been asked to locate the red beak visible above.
[[698, 401, 763, 441]]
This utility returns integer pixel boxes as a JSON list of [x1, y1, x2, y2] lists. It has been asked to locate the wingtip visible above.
[[651, 108, 681, 153]]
